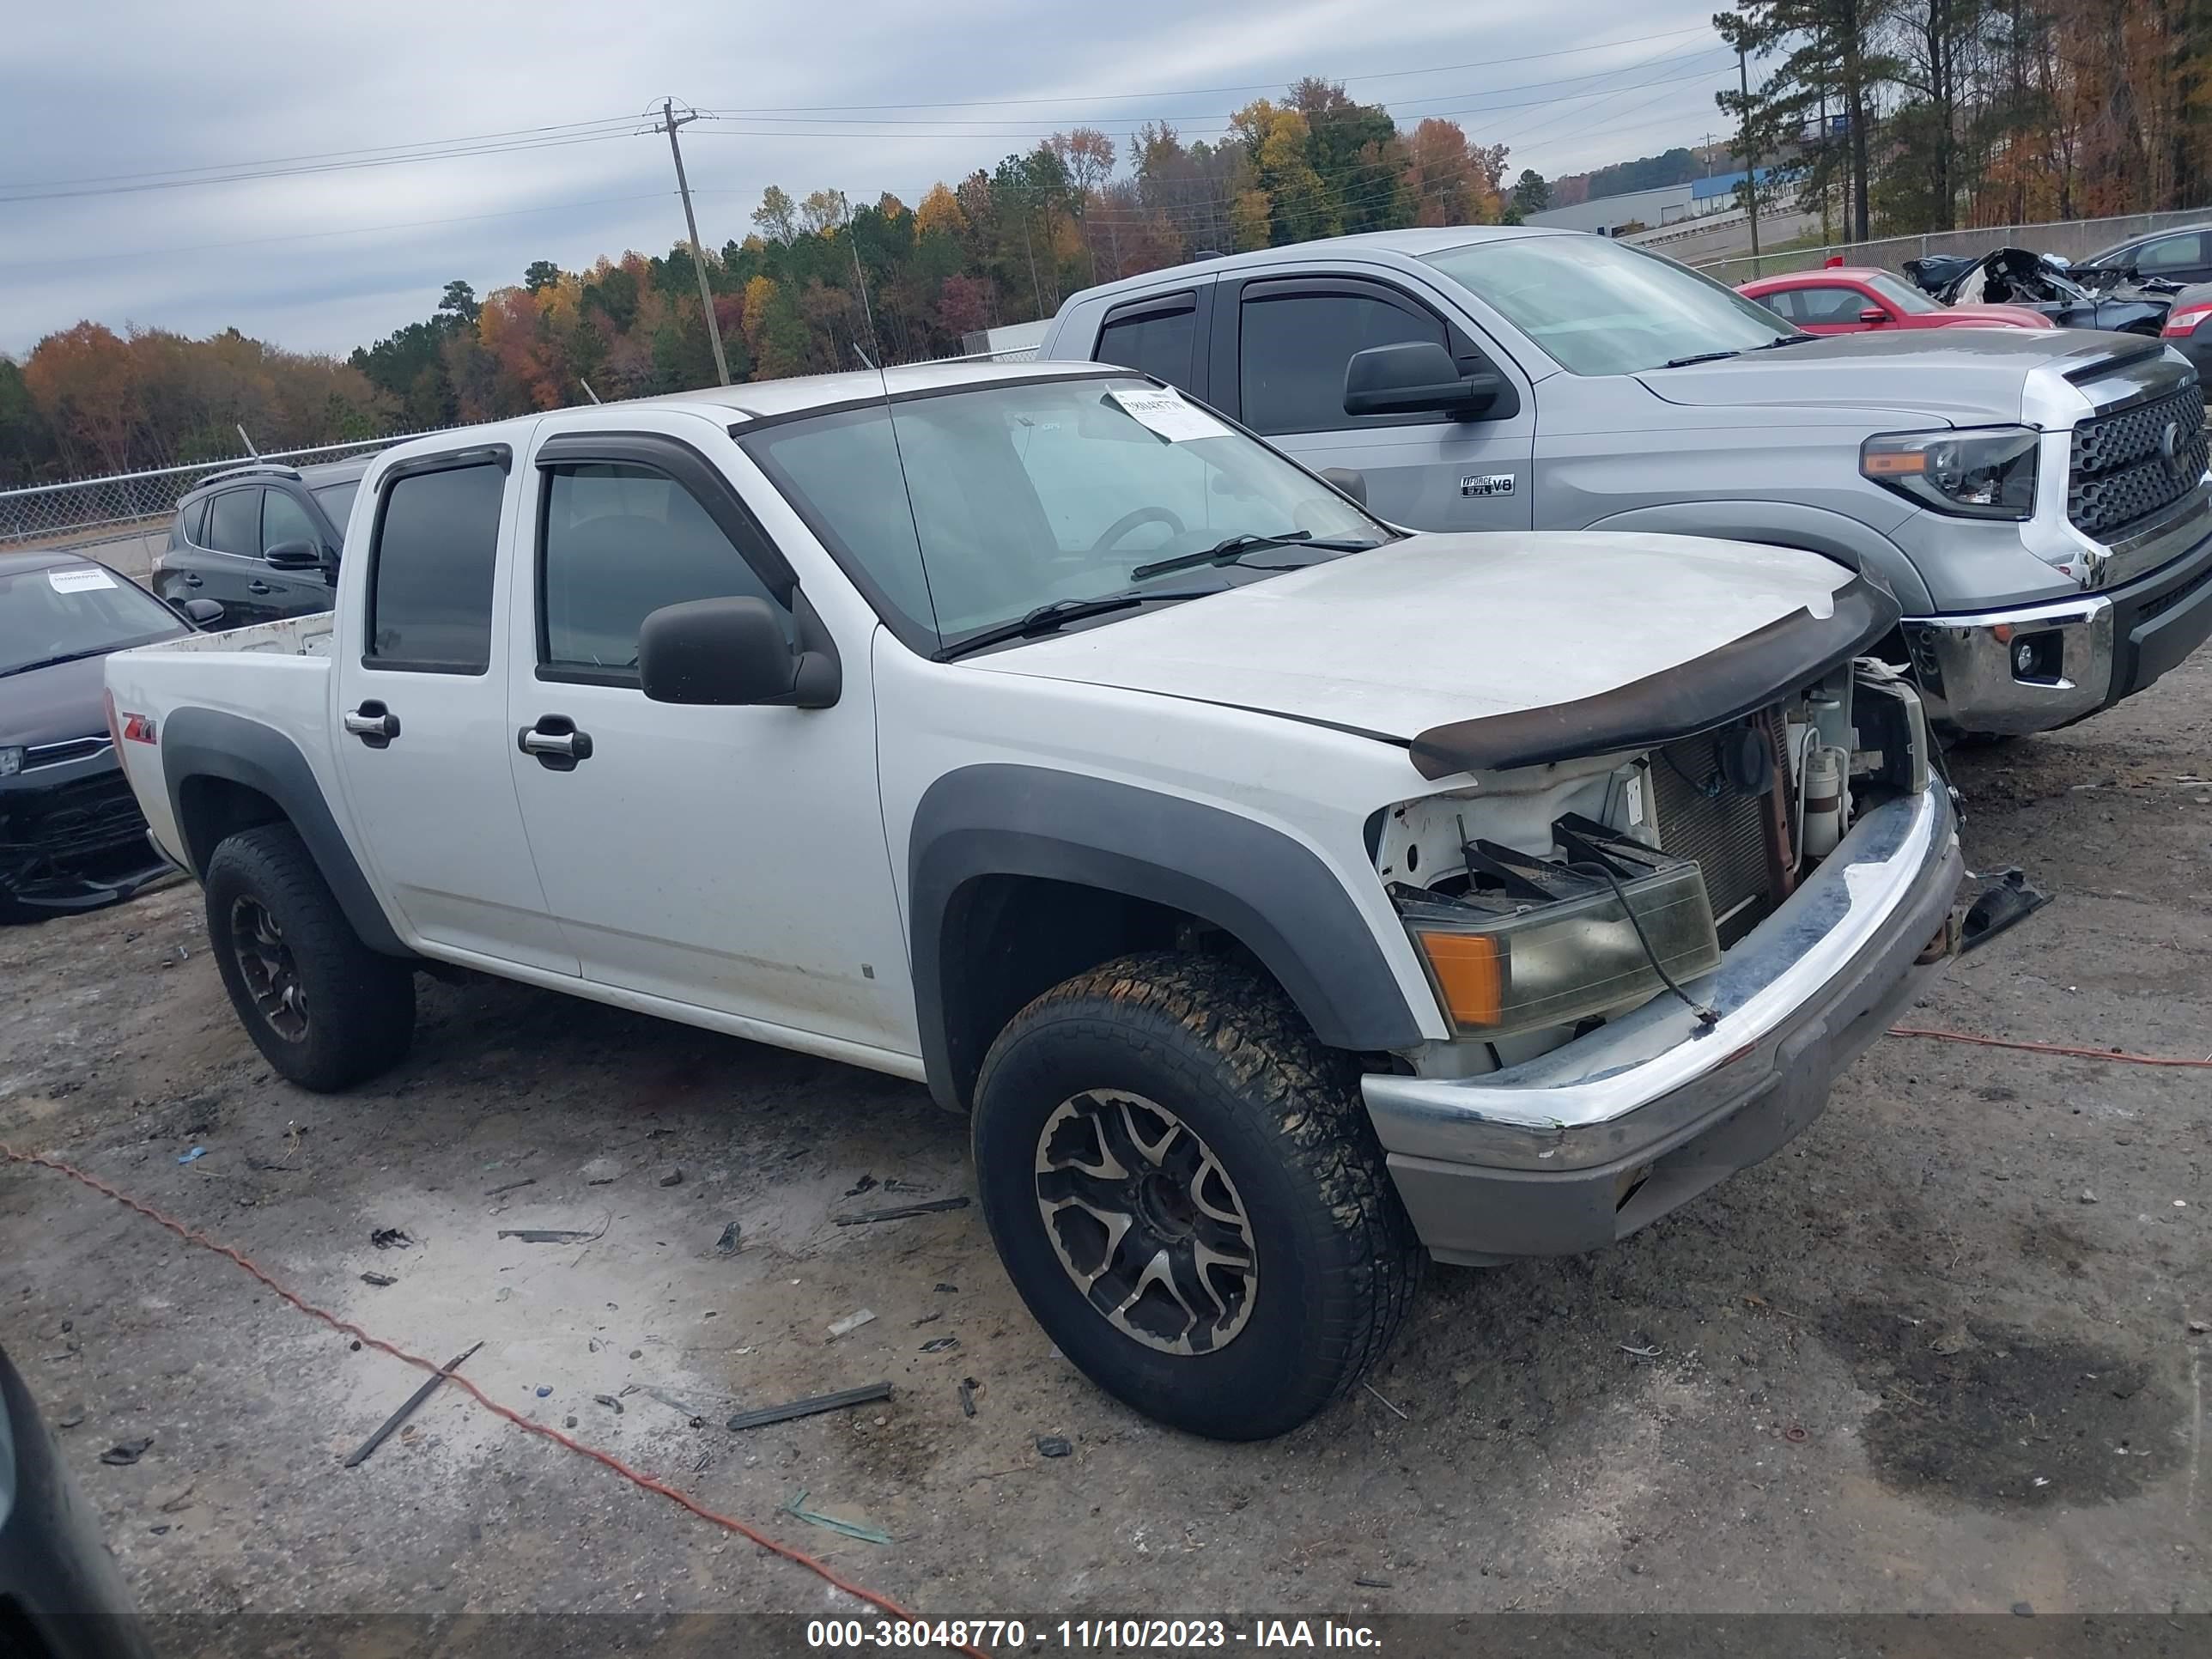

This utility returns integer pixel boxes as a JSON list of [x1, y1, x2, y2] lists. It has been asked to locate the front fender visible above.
[[1581, 500, 1933, 616], [908, 763, 1424, 1111]]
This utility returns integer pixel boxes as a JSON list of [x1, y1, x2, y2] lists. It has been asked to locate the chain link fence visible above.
[[1692, 207, 2212, 283], [0, 429, 457, 562]]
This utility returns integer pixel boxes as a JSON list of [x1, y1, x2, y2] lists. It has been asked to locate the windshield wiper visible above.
[[1129, 530, 1377, 582], [935, 590, 1212, 661], [1659, 349, 1743, 369], [0, 646, 115, 679], [1750, 332, 1818, 350]]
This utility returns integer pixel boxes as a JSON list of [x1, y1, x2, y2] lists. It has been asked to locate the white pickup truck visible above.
[[106, 361, 1962, 1439]]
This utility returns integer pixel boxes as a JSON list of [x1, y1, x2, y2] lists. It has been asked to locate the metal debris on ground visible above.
[[1363, 1382, 1410, 1419], [919, 1335, 959, 1353], [781, 1490, 891, 1547], [933, 1283, 957, 1294], [832, 1197, 971, 1226], [957, 1379, 976, 1419], [1035, 1434, 1073, 1458], [1959, 867, 2051, 954], [99, 1437, 153, 1467], [1354, 1576, 1394, 1589], [496, 1218, 607, 1243], [1620, 1344, 1662, 1358], [359, 1272, 397, 1287], [843, 1174, 878, 1197], [714, 1222, 741, 1255], [826, 1309, 877, 1340], [343, 1343, 482, 1469], [593, 1394, 624, 1414], [724, 1381, 893, 1432], [483, 1177, 536, 1198], [368, 1228, 412, 1249]]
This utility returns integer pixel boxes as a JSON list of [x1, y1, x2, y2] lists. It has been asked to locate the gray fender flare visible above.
[[160, 706, 411, 957], [1580, 501, 1934, 617], [908, 763, 1424, 1111]]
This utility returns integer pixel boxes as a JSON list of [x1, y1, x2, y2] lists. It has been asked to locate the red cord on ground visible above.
[[0, 1140, 986, 1659], [1887, 1026, 2212, 1067]]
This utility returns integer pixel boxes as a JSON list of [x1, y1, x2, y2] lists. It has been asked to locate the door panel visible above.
[[1225, 277, 1534, 532], [198, 488, 275, 625], [331, 447, 576, 972], [504, 422, 915, 1052], [256, 487, 337, 619]]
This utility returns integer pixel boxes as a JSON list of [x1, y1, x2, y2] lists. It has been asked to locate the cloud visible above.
[[0, 0, 1722, 356]]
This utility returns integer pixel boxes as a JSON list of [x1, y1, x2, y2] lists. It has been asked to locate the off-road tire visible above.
[[972, 950, 1422, 1440], [204, 823, 414, 1091]]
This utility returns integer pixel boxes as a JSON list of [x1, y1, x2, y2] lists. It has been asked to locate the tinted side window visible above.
[[366, 463, 504, 672], [1795, 285, 1871, 324], [262, 489, 320, 552], [2139, 232, 2204, 272], [172, 499, 206, 548], [1752, 289, 1800, 322], [1096, 302, 1198, 392], [1238, 292, 1446, 434], [540, 464, 791, 677], [206, 489, 261, 556]]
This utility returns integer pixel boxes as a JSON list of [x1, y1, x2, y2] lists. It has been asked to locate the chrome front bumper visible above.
[[1363, 782, 1963, 1265]]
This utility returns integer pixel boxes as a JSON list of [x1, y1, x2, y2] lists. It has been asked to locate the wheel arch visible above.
[[161, 707, 411, 958], [908, 764, 1424, 1113], [1579, 499, 1935, 616]]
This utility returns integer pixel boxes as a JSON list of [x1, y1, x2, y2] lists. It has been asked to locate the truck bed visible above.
[[105, 612, 340, 868]]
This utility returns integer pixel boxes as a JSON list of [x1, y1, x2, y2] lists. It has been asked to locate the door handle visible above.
[[247, 580, 274, 594], [343, 702, 401, 749], [518, 714, 593, 771], [181, 574, 204, 587]]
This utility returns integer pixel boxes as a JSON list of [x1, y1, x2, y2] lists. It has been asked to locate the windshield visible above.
[[742, 375, 1389, 651], [1421, 234, 1794, 374], [1, 562, 185, 676], [311, 479, 360, 532], [1864, 271, 1942, 314]]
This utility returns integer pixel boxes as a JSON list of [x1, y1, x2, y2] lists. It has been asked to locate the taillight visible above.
[[2162, 302, 2212, 337]]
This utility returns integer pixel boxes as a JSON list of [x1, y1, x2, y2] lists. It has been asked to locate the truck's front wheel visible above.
[[204, 823, 415, 1091], [971, 951, 1421, 1440]]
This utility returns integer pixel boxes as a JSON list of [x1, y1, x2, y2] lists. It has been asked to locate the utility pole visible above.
[[653, 98, 732, 386], [1738, 48, 1762, 271]]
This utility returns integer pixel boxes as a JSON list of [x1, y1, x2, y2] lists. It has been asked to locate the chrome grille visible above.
[[2068, 384, 2209, 540], [25, 736, 111, 769], [1648, 724, 1778, 947]]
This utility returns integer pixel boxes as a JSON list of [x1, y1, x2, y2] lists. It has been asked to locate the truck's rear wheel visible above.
[[204, 823, 414, 1091], [971, 951, 1421, 1440]]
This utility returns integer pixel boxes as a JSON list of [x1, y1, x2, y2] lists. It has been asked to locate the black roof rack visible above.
[[190, 462, 303, 489]]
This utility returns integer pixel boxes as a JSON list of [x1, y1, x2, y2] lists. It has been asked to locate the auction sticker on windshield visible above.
[[49, 567, 118, 593], [1109, 386, 1231, 443]]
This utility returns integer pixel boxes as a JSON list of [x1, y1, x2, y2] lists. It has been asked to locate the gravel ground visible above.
[[1, 653, 2207, 1646]]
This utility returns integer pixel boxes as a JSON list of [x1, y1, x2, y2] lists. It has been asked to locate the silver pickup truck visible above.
[[1039, 228, 2212, 738]]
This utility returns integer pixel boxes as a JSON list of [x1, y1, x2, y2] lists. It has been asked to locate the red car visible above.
[[1737, 267, 2051, 334]]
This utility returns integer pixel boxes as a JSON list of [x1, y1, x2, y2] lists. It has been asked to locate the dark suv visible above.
[[155, 458, 368, 628]]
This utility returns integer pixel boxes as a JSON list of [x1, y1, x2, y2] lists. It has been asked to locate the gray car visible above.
[[1038, 228, 2212, 738]]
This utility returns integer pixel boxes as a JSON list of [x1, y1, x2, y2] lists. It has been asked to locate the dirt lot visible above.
[[3, 653, 2208, 1644]]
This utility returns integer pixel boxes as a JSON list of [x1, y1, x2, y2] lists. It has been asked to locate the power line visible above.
[[695, 23, 1720, 112], [0, 114, 644, 194]]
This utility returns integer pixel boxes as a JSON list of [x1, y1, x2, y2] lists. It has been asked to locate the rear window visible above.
[[364, 462, 505, 672], [206, 489, 260, 556]]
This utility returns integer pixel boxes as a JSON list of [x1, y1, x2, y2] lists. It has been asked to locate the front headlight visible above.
[[1862, 426, 2039, 520], [1405, 860, 1723, 1040], [0, 746, 22, 777]]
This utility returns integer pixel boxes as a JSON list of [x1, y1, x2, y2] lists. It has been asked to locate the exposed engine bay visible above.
[[1376, 659, 1930, 1071], [1902, 246, 2172, 335]]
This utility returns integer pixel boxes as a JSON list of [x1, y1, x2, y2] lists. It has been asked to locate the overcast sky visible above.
[[1, 0, 1732, 359]]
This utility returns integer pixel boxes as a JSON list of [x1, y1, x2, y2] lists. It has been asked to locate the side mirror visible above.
[[638, 596, 839, 708], [1858, 307, 1889, 325], [1319, 466, 1368, 506], [1344, 342, 1502, 419], [264, 540, 323, 570], [179, 598, 226, 628]]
